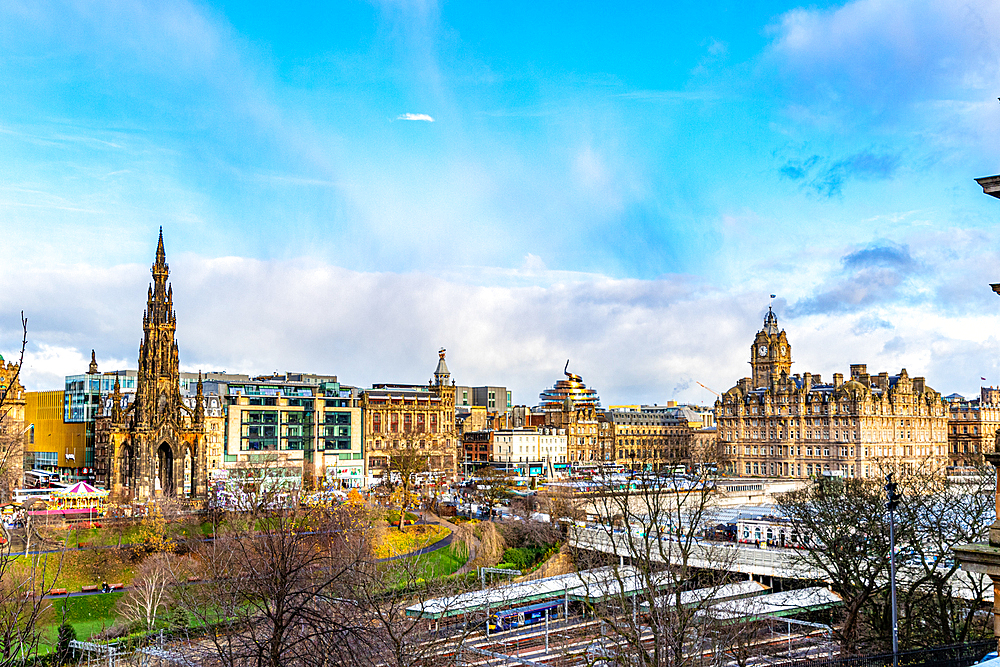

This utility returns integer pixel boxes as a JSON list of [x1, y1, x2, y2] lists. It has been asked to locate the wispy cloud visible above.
[[4, 240, 1000, 405], [791, 242, 920, 315], [396, 113, 434, 122], [779, 151, 900, 197]]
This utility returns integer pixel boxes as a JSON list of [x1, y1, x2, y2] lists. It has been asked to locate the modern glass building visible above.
[[212, 376, 364, 489]]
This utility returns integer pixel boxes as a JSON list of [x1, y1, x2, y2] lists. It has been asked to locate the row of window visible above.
[[725, 404, 939, 417], [242, 410, 352, 425], [371, 412, 440, 434], [241, 437, 354, 452]]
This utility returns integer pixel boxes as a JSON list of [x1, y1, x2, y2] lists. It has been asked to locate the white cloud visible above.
[[396, 113, 435, 122], [767, 0, 1000, 127], [2, 234, 1000, 406]]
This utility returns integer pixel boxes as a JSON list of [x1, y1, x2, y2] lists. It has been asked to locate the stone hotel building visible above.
[[717, 309, 949, 478], [946, 387, 1000, 467], [361, 350, 459, 481]]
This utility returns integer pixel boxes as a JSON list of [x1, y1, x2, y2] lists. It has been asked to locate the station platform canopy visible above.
[[406, 566, 645, 620], [641, 580, 770, 611], [706, 586, 843, 623], [568, 569, 675, 604]]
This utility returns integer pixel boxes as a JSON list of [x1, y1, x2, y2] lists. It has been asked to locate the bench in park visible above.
[[81, 585, 99, 593]]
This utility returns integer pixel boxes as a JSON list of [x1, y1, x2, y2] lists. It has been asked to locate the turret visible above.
[[194, 371, 205, 425], [111, 373, 123, 423], [433, 348, 450, 386]]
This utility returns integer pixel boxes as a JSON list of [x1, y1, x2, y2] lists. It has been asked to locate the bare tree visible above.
[[893, 464, 993, 647], [777, 474, 891, 654], [474, 466, 512, 518], [0, 314, 27, 501], [116, 552, 178, 632], [778, 462, 995, 653], [0, 553, 58, 667], [176, 490, 377, 667], [538, 481, 585, 525], [351, 550, 476, 667], [0, 315, 56, 667], [569, 463, 741, 667], [388, 446, 429, 530]]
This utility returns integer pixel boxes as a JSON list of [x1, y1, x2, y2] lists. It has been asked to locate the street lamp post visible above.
[[886, 473, 902, 667]]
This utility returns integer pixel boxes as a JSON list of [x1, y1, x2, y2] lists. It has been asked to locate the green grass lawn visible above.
[[48, 520, 216, 550], [38, 592, 125, 651], [29, 538, 469, 656], [14, 548, 137, 593], [417, 542, 468, 578], [383, 541, 469, 588]]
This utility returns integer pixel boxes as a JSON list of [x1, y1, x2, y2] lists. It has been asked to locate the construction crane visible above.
[[697, 382, 721, 398]]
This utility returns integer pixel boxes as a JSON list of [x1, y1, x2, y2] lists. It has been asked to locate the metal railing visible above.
[[767, 640, 996, 667]]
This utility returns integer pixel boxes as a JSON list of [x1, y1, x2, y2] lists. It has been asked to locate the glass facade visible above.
[[236, 404, 352, 453], [64, 371, 137, 469], [322, 411, 351, 451], [241, 410, 279, 450], [64, 374, 101, 423], [283, 410, 313, 450]]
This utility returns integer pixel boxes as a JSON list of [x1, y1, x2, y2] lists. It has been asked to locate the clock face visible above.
[[780, 345, 787, 355], [758, 345, 768, 357]]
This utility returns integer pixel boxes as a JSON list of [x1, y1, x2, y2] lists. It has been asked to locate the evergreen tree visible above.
[[56, 622, 76, 664]]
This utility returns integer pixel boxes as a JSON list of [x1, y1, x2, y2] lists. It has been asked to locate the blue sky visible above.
[[2, 0, 1000, 406]]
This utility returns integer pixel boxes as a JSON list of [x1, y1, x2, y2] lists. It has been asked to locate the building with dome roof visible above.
[[716, 309, 949, 479], [538, 363, 615, 468]]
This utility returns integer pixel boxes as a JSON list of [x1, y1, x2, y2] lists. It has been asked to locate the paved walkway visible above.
[[381, 512, 481, 574]]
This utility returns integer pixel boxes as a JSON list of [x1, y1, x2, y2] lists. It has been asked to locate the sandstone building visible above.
[[0, 355, 25, 498], [946, 388, 1000, 467], [539, 364, 614, 469], [362, 350, 459, 481], [609, 405, 692, 471], [94, 231, 208, 500], [717, 308, 949, 478]]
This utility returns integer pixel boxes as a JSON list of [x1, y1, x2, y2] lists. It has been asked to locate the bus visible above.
[[13, 488, 54, 505], [23, 470, 60, 489]]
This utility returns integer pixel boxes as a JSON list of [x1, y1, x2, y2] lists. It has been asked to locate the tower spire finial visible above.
[[763, 303, 779, 335], [155, 226, 166, 266]]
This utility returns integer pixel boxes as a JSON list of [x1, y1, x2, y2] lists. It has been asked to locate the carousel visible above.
[[51, 481, 109, 511]]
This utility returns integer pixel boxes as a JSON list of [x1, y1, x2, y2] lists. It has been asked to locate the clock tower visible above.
[[750, 307, 791, 388]]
